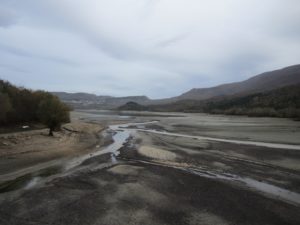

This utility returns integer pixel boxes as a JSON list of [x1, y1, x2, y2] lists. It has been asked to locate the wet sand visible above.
[[0, 110, 299, 225]]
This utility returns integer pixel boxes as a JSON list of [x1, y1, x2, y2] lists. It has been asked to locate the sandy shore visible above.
[[0, 119, 105, 178]]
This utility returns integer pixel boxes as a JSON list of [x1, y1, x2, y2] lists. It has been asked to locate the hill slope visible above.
[[52, 92, 150, 109], [152, 64, 300, 104], [53, 65, 300, 109], [117, 102, 149, 111], [148, 84, 300, 119]]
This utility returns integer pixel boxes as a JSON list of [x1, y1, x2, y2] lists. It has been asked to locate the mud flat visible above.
[[0, 110, 299, 225]]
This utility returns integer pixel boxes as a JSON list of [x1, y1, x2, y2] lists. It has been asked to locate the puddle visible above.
[[0, 174, 33, 193], [128, 159, 300, 206], [0, 166, 62, 193], [242, 177, 300, 205], [111, 154, 117, 164], [188, 168, 300, 205], [136, 129, 300, 150], [24, 177, 41, 190]]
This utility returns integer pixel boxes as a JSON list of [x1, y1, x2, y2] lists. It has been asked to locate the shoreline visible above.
[[0, 119, 105, 180]]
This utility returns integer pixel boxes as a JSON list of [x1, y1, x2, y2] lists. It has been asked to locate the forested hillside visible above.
[[203, 84, 300, 118], [0, 80, 70, 135], [146, 84, 300, 119]]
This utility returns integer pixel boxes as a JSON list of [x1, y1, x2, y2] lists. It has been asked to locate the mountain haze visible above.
[[52, 92, 150, 109], [54, 65, 300, 109], [154, 64, 300, 103]]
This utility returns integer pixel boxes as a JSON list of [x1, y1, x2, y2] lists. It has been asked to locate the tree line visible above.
[[202, 84, 300, 119], [0, 80, 70, 135], [147, 84, 300, 119]]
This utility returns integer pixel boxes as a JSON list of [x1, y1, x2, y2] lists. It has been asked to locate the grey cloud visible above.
[[218, 51, 273, 80], [155, 33, 189, 48], [0, 0, 300, 98], [0, 44, 79, 66], [0, 7, 17, 27], [0, 63, 29, 73], [86, 35, 142, 60]]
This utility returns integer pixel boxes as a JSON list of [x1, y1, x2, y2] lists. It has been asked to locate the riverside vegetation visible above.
[[128, 84, 300, 119], [0, 80, 70, 135]]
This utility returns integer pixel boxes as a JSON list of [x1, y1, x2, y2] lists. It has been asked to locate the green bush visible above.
[[0, 80, 70, 135]]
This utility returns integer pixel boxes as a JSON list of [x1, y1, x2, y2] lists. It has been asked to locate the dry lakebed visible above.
[[0, 110, 300, 225]]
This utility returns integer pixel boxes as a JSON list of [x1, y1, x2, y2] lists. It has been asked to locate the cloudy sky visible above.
[[0, 0, 299, 98]]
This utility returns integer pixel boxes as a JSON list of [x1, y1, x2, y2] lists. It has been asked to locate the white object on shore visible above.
[[22, 126, 30, 129]]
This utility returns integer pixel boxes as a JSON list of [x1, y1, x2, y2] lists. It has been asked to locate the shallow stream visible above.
[[1, 120, 300, 206]]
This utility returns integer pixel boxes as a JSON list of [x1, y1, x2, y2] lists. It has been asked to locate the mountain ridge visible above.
[[53, 64, 300, 109], [152, 64, 300, 103]]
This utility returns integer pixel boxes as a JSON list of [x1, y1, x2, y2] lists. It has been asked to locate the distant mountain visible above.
[[54, 64, 300, 110], [146, 84, 300, 119], [152, 64, 300, 104], [117, 101, 149, 111], [52, 92, 150, 109], [52, 92, 110, 101], [179, 64, 300, 100]]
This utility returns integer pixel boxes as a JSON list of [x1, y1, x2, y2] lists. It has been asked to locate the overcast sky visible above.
[[0, 0, 299, 98]]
